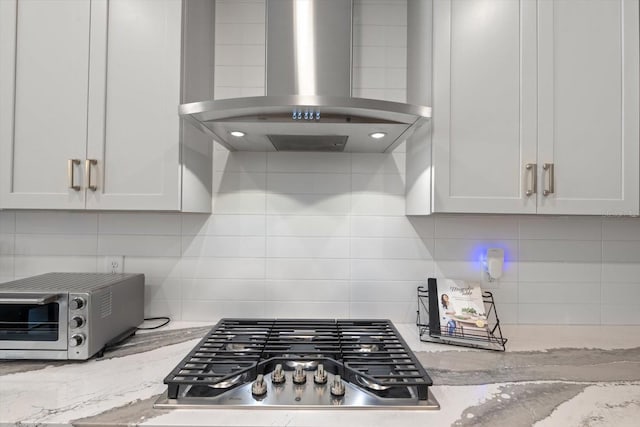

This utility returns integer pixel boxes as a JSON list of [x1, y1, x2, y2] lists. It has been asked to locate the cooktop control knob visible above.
[[330, 375, 345, 397], [293, 365, 307, 384], [314, 363, 327, 384], [69, 297, 85, 310], [69, 316, 85, 328], [251, 374, 267, 396], [271, 364, 285, 384], [69, 334, 85, 347]]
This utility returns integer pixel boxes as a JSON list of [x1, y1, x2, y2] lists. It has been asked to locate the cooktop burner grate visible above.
[[164, 319, 433, 403]]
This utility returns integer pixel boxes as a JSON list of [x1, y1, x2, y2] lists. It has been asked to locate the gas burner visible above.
[[159, 319, 439, 410]]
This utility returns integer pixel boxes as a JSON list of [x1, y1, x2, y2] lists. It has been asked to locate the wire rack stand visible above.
[[416, 281, 507, 351]]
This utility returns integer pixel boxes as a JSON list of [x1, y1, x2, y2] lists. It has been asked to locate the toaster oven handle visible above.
[[0, 294, 59, 305]]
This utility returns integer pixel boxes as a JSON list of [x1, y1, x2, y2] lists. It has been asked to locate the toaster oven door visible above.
[[0, 293, 68, 350]]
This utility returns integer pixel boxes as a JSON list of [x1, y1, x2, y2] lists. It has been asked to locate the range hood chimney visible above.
[[180, 0, 431, 153]]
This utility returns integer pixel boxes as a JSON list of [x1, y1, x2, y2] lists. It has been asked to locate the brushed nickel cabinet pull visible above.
[[68, 159, 81, 191], [85, 159, 97, 191], [543, 163, 554, 196], [525, 163, 537, 196]]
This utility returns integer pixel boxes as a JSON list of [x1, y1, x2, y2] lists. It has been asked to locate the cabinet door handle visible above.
[[525, 163, 537, 196], [543, 163, 554, 196], [85, 159, 98, 191], [68, 159, 81, 191]]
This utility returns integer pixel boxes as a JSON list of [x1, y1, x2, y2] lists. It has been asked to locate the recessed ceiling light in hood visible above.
[[179, 0, 431, 153]]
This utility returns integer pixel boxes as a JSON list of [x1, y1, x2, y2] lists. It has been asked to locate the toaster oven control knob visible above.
[[292, 365, 307, 384], [69, 316, 85, 328], [70, 297, 85, 310], [271, 364, 285, 384], [314, 363, 327, 384], [69, 334, 85, 347], [330, 375, 345, 397], [251, 374, 267, 396]]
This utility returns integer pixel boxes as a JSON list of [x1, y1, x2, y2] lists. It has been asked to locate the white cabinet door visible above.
[[0, 0, 90, 209], [85, 0, 182, 211], [432, 0, 537, 213], [537, 0, 639, 215]]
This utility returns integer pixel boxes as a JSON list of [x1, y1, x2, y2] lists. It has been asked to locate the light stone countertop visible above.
[[1, 322, 639, 427]]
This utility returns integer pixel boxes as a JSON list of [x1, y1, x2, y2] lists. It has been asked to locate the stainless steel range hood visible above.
[[180, 0, 431, 153]]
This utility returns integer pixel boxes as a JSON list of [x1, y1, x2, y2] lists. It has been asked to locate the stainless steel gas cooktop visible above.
[[155, 319, 439, 410]]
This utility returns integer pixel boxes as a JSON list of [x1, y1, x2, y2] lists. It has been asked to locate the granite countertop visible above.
[[1, 322, 640, 427]]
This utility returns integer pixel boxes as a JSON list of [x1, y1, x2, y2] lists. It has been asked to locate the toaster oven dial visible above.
[[70, 316, 85, 328], [70, 297, 85, 310], [69, 334, 85, 347]]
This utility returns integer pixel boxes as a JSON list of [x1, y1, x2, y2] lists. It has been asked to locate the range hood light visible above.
[[369, 132, 387, 139], [230, 131, 246, 137]]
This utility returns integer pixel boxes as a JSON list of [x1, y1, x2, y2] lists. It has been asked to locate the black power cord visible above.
[[137, 316, 171, 330]]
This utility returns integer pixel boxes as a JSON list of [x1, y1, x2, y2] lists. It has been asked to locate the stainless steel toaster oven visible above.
[[0, 273, 144, 360]]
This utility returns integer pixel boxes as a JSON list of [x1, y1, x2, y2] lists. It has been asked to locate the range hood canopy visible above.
[[180, 0, 431, 153]]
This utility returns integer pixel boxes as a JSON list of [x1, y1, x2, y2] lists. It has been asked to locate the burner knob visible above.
[[271, 364, 285, 384], [314, 363, 327, 384], [69, 334, 85, 347], [251, 374, 267, 396], [70, 297, 85, 310], [69, 316, 85, 328], [330, 375, 345, 397], [292, 365, 307, 384]]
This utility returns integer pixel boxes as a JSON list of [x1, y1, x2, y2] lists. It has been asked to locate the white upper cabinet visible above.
[[0, 0, 213, 212], [432, 0, 537, 214], [0, 0, 90, 209], [537, 0, 639, 215], [429, 0, 639, 215]]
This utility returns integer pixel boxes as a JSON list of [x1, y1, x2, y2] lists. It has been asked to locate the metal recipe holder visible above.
[[416, 279, 507, 351]]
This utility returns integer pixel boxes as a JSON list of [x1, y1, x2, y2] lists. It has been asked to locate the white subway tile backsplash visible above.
[[213, 193, 266, 214], [214, 86, 265, 99], [354, 24, 407, 47], [181, 301, 266, 321], [351, 259, 433, 281], [519, 216, 602, 240], [350, 301, 416, 323], [434, 239, 518, 262], [267, 153, 351, 174], [519, 262, 601, 283], [181, 257, 265, 279], [481, 281, 519, 304], [14, 255, 97, 276], [353, 46, 407, 68], [97, 235, 180, 257], [266, 194, 350, 216], [518, 304, 601, 324], [98, 213, 180, 235], [353, 1, 407, 25], [351, 237, 434, 260], [264, 302, 349, 319], [215, 45, 265, 66], [353, 67, 407, 89], [214, 151, 267, 172], [182, 236, 265, 258], [16, 212, 97, 234], [15, 234, 97, 256], [267, 173, 351, 195], [435, 215, 519, 239], [351, 193, 404, 216], [351, 173, 405, 195], [181, 278, 265, 301], [267, 215, 350, 237], [600, 282, 640, 304], [144, 298, 181, 319], [215, 65, 265, 88], [183, 214, 265, 236], [264, 280, 348, 302], [216, 0, 265, 24], [518, 282, 601, 304], [434, 260, 517, 282], [0, 212, 15, 233], [352, 216, 434, 238], [603, 241, 640, 262], [601, 305, 640, 324], [353, 88, 406, 103], [124, 257, 181, 278], [266, 237, 350, 258], [602, 218, 640, 240], [351, 153, 405, 174], [145, 278, 181, 301], [0, 255, 13, 277], [214, 172, 267, 193], [215, 23, 265, 45], [350, 281, 418, 302], [519, 240, 601, 262], [0, 234, 13, 255], [267, 259, 350, 280]]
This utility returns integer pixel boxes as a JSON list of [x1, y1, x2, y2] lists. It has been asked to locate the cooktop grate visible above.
[[164, 319, 433, 401]]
